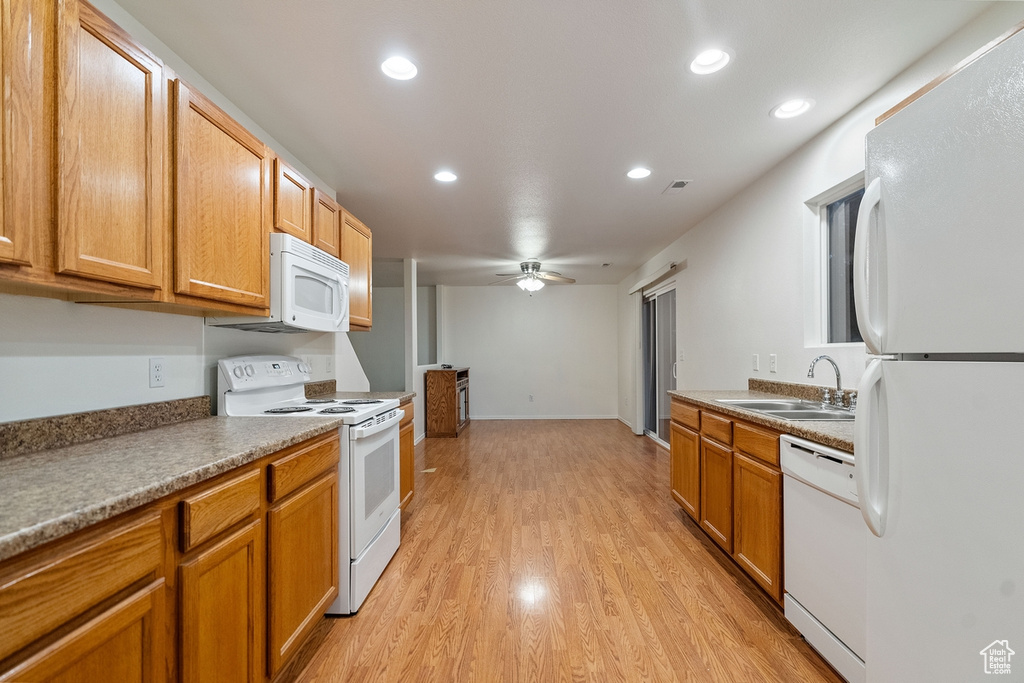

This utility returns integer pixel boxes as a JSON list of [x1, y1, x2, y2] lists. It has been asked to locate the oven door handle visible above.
[[350, 409, 404, 440]]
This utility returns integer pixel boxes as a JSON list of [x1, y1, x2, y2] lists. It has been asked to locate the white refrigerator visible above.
[[854, 26, 1024, 682]]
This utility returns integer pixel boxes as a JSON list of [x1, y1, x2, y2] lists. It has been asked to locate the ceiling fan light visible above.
[[517, 277, 544, 292]]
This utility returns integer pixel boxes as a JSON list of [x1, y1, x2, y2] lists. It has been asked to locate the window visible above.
[[824, 188, 864, 344]]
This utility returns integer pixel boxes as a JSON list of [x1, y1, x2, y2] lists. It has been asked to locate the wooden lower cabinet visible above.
[[399, 401, 415, 509], [733, 453, 783, 602], [699, 437, 733, 553], [266, 472, 338, 678], [179, 521, 262, 683], [669, 397, 784, 606], [0, 431, 341, 683], [0, 580, 165, 683], [669, 421, 700, 520]]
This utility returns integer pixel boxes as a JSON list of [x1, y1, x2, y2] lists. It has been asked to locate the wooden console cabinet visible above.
[[425, 368, 469, 438]]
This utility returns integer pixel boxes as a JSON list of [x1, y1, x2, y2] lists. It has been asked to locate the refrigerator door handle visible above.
[[853, 177, 884, 355], [854, 357, 887, 537]]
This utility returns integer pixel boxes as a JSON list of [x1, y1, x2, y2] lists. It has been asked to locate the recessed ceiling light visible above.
[[771, 98, 814, 119], [381, 56, 418, 80], [690, 48, 731, 75], [434, 171, 457, 182], [627, 167, 652, 179]]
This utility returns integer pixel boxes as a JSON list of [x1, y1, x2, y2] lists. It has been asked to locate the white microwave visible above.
[[206, 233, 350, 333]]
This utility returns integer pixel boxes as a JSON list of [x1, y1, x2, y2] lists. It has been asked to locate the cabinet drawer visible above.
[[180, 468, 261, 552], [268, 432, 340, 503], [400, 401, 414, 428], [701, 411, 733, 446], [734, 422, 780, 466], [670, 400, 700, 430], [0, 512, 163, 662]]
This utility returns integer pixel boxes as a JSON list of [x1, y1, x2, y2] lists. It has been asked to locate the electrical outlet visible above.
[[149, 357, 165, 388], [769, 354, 778, 373], [326, 356, 334, 373], [678, 349, 685, 362], [752, 354, 759, 371], [529, 394, 534, 402]]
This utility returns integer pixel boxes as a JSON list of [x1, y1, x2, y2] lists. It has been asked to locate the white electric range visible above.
[[217, 355, 403, 615]]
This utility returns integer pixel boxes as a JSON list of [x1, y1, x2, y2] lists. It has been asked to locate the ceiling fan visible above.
[[491, 260, 576, 292]]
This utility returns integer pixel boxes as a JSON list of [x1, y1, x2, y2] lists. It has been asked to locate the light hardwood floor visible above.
[[290, 420, 841, 682]]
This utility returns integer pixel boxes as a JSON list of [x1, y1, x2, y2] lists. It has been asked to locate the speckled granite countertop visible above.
[[668, 389, 854, 453], [0, 416, 344, 562]]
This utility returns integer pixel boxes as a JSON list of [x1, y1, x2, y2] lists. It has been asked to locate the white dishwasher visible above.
[[781, 435, 866, 683]]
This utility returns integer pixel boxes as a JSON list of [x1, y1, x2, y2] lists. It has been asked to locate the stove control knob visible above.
[[244, 364, 255, 377], [298, 362, 311, 374], [232, 366, 244, 379]]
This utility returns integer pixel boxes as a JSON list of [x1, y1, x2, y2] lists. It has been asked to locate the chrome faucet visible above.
[[808, 355, 843, 406]]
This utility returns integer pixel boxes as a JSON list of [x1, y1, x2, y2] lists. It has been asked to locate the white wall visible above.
[[443, 286, 618, 419], [348, 287, 405, 391], [0, 0, 370, 423], [616, 4, 1024, 423]]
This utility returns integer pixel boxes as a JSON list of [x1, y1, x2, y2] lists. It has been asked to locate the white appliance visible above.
[[217, 355, 402, 615], [781, 435, 865, 683], [206, 233, 350, 333], [854, 29, 1024, 682]]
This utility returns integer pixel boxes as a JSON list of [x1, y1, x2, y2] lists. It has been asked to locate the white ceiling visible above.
[[116, 0, 990, 286]]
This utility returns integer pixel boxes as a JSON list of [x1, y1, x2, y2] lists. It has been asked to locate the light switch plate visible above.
[[769, 354, 778, 373], [752, 354, 759, 371]]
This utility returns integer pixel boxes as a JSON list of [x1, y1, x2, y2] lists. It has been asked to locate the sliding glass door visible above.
[[642, 286, 676, 445]]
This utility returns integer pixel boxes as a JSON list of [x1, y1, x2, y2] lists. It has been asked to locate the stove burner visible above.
[[305, 398, 336, 404], [318, 406, 356, 414], [263, 406, 313, 414], [342, 399, 383, 405]]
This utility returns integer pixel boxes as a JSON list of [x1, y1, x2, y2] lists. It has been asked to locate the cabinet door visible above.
[[733, 452, 782, 602], [179, 520, 262, 683], [700, 438, 732, 552], [0, 0, 41, 267], [56, 1, 164, 289], [670, 421, 700, 521], [399, 419, 414, 509], [266, 472, 338, 677], [0, 580, 165, 683], [340, 210, 371, 329], [311, 189, 341, 258], [174, 79, 269, 308], [273, 158, 312, 242]]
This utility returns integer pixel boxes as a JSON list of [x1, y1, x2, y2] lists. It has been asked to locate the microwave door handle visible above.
[[333, 274, 349, 327]]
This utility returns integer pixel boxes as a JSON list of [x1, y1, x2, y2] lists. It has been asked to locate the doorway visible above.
[[642, 285, 676, 446]]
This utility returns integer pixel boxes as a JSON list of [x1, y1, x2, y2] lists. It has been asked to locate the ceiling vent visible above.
[[663, 179, 691, 195]]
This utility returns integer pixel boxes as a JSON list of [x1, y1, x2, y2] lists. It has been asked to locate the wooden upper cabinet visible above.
[[340, 209, 372, 329], [173, 79, 269, 309], [56, 0, 164, 290], [311, 189, 342, 258], [0, 0, 40, 268], [273, 158, 312, 243]]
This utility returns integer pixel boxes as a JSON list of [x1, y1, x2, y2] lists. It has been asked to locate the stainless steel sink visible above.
[[760, 409, 855, 421], [715, 398, 855, 421], [716, 398, 820, 411]]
